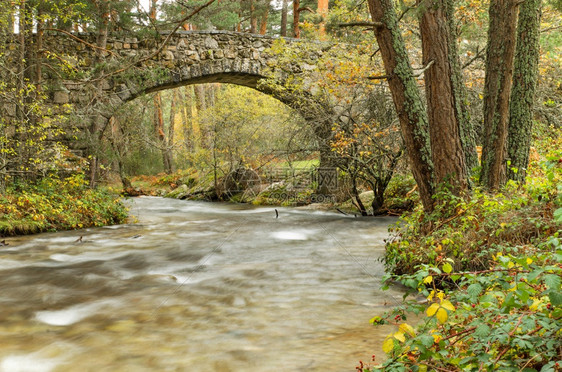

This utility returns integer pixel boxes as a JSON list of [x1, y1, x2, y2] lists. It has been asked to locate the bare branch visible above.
[[462, 47, 486, 69], [336, 21, 384, 29], [414, 59, 434, 77], [367, 74, 391, 81]]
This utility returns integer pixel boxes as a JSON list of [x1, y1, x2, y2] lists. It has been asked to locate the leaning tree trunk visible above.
[[419, 0, 468, 195], [507, 0, 541, 183], [480, 0, 519, 189], [367, 0, 435, 212]]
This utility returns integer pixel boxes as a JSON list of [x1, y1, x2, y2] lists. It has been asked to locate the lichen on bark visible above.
[[507, 0, 541, 183]]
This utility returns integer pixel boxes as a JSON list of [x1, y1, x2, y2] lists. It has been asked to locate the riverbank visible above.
[[119, 168, 417, 216], [0, 174, 128, 237], [362, 144, 562, 370]]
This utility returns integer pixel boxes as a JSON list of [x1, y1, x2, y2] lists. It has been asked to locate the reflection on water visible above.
[[0, 197, 404, 371]]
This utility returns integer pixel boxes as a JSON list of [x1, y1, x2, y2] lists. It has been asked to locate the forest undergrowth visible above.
[[360, 129, 562, 371]]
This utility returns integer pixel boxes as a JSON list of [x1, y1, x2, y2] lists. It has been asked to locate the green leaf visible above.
[[544, 274, 561, 290], [528, 268, 545, 281], [548, 290, 562, 306], [442, 263, 453, 274], [467, 283, 483, 300], [516, 288, 530, 303], [419, 334, 434, 348], [553, 207, 562, 222], [474, 324, 491, 337]]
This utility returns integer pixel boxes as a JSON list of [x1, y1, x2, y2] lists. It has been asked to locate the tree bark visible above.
[[444, 0, 478, 173], [281, 0, 288, 36], [259, 0, 270, 35], [507, 0, 541, 183], [88, 1, 110, 187], [180, 86, 194, 153], [250, 0, 258, 33], [166, 91, 177, 173], [293, 0, 300, 38], [153, 93, 172, 173], [419, 0, 468, 194], [480, 0, 519, 189], [317, 0, 329, 39], [367, 0, 435, 212]]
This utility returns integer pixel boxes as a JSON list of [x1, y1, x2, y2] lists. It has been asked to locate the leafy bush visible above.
[[360, 150, 562, 371], [0, 174, 128, 236], [363, 237, 562, 371]]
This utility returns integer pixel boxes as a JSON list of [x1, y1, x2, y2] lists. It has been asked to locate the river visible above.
[[0, 196, 404, 371]]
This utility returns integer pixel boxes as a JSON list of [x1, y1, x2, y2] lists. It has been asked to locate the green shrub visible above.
[[0, 174, 128, 236]]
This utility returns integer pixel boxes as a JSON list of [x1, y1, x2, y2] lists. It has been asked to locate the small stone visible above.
[[53, 91, 69, 104], [204, 37, 219, 49]]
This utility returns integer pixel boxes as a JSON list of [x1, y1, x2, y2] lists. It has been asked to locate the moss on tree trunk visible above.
[[507, 0, 541, 183], [480, 0, 519, 189], [367, 0, 435, 212]]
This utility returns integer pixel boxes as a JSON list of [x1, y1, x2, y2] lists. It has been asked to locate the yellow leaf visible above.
[[441, 300, 455, 312], [399, 323, 416, 337], [423, 275, 433, 284], [507, 261, 515, 269], [529, 299, 541, 311], [427, 290, 436, 301], [382, 337, 395, 353], [393, 331, 406, 342], [436, 308, 448, 323], [427, 303, 440, 317], [526, 257, 533, 265]]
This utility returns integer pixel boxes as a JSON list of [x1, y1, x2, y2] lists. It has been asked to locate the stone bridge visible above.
[[3, 30, 357, 187], [42, 30, 335, 127]]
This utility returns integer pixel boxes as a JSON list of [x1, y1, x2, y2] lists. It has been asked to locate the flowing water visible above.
[[0, 196, 405, 371]]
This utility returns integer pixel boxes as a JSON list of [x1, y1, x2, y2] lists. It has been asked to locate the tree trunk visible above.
[[293, 0, 300, 38], [259, 0, 270, 35], [367, 0, 435, 212], [281, 0, 288, 36], [88, 2, 110, 188], [480, 0, 519, 189], [15, 0, 28, 183], [166, 91, 177, 173], [444, 0, 478, 173], [194, 85, 207, 112], [419, 0, 468, 194], [250, 0, 258, 33], [317, 0, 329, 39], [507, 0, 541, 183], [181, 86, 194, 153], [35, 6, 43, 91], [153, 93, 171, 173]]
